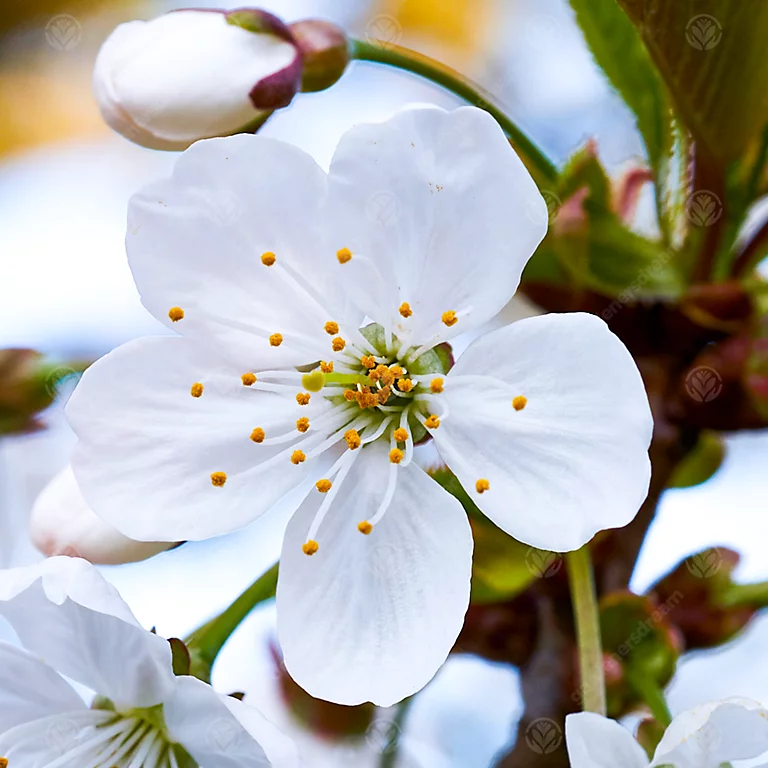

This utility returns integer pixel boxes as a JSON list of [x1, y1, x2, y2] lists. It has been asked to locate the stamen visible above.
[[324, 321, 339, 335], [211, 472, 227, 487], [296, 417, 310, 433], [190, 382, 204, 398], [358, 521, 373, 535], [345, 429, 361, 450], [337, 247, 353, 264], [361, 355, 376, 369], [241, 373, 257, 386], [316, 479, 332, 493], [296, 392, 311, 405], [424, 414, 441, 429], [390, 365, 404, 377], [476, 478, 490, 494], [389, 448, 404, 464], [320, 360, 334, 373], [367, 455, 399, 526], [513, 395, 528, 411], [430, 378, 444, 393], [355, 389, 380, 409], [393, 427, 409, 442], [304, 413, 371, 460], [396, 378, 414, 393], [250, 427, 265, 443], [261, 251, 276, 266], [361, 415, 395, 445], [168, 306, 184, 322], [291, 450, 306, 464], [302, 540, 319, 556], [442, 310, 458, 327], [399, 302, 413, 318], [332, 336, 346, 352], [0, 759, 8, 768], [269, 333, 283, 347], [344, 389, 357, 401], [377, 385, 391, 405]]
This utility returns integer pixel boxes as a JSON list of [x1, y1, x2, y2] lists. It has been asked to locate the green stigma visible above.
[[302, 370, 326, 392]]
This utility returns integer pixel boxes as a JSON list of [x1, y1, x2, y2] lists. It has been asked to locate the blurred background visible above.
[[1, 0, 768, 765]]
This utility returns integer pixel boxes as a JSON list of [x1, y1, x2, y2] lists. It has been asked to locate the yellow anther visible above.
[[393, 427, 409, 442], [442, 310, 458, 327], [425, 414, 441, 429], [190, 382, 204, 398], [345, 429, 361, 450], [377, 386, 391, 405], [296, 392, 311, 405], [296, 417, 310, 433], [356, 390, 379, 409], [211, 472, 227, 487], [320, 360, 334, 373], [324, 321, 339, 335], [343, 389, 357, 401], [168, 306, 184, 322], [291, 450, 306, 465], [260, 251, 276, 266], [250, 427, 265, 443], [399, 302, 413, 318], [430, 378, 444, 393], [337, 247, 353, 264], [316, 479, 332, 493], [302, 540, 319, 556], [332, 336, 346, 352], [370, 364, 395, 386], [476, 478, 490, 494], [269, 333, 283, 347], [513, 395, 528, 411], [0, 758, 8, 768], [390, 365, 404, 378], [397, 378, 414, 393], [358, 521, 373, 535], [302, 371, 326, 392], [241, 373, 257, 386], [389, 448, 404, 464], [361, 355, 376, 369]]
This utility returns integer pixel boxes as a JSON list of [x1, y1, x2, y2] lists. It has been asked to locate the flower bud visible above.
[[0, 349, 55, 435], [93, 9, 304, 150], [30, 466, 173, 565], [288, 20, 350, 93]]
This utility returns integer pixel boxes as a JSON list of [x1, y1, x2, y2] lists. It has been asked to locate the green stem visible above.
[[718, 579, 768, 608], [185, 562, 279, 681], [379, 696, 415, 768], [565, 546, 606, 715], [625, 668, 672, 727], [350, 38, 558, 187]]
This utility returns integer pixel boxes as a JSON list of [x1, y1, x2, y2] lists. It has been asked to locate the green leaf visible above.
[[669, 431, 725, 488], [617, 0, 768, 164], [569, 0, 672, 172]]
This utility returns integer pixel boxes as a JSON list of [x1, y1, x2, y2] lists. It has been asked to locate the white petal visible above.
[[566, 713, 649, 768], [67, 336, 334, 542], [277, 439, 473, 707], [0, 709, 114, 767], [0, 557, 173, 710], [653, 698, 768, 767], [30, 467, 172, 565], [0, 642, 85, 733], [164, 676, 275, 767], [432, 312, 653, 551], [94, 11, 299, 149], [128, 134, 360, 368], [325, 106, 548, 347]]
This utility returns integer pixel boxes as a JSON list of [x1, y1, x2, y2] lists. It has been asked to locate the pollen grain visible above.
[[324, 321, 339, 335], [424, 414, 441, 429], [399, 302, 413, 318], [441, 310, 458, 327], [296, 392, 311, 405], [316, 479, 332, 493], [168, 306, 184, 322], [337, 247, 353, 264], [269, 333, 283, 347], [345, 429, 361, 450], [513, 395, 528, 411], [260, 251, 276, 266], [190, 382, 204, 398], [250, 428, 265, 443], [358, 521, 373, 535], [241, 373, 257, 386], [211, 472, 227, 487], [476, 478, 490, 494], [291, 450, 306, 465], [389, 448, 404, 464], [296, 417, 310, 433], [302, 540, 319, 556]]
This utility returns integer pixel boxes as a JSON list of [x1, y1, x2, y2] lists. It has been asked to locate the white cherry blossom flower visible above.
[[566, 699, 768, 767], [67, 106, 653, 705], [0, 557, 296, 767]]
